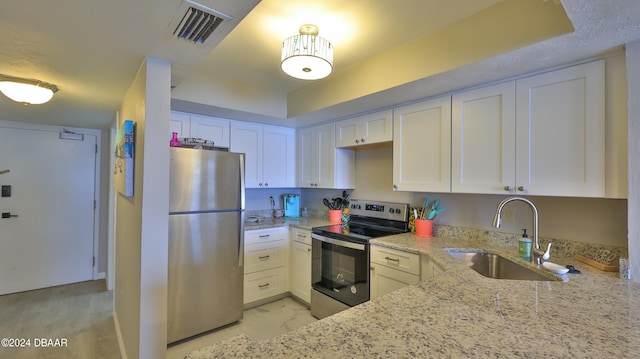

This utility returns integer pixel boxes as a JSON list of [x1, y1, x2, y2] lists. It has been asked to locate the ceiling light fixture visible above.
[[281, 24, 333, 80], [0, 74, 59, 105]]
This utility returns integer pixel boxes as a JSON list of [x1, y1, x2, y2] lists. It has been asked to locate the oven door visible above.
[[311, 233, 369, 307]]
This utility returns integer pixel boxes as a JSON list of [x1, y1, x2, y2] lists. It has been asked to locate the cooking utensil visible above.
[[334, 197, 343, 210], [428, 207, 446, 220], [323, 198, 332, 209], [421, 198, 430, 219]]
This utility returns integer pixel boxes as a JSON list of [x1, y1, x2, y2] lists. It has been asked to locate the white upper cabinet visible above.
[[393, 95, 451, 192], [170, 111, 191, 138], [515, 60, 605, 197], [169, 111, 230, 148], [452, 81, 516, 194], [335, 109, 393, 148], [190, 114, 230, 148], [451, 60, 605, 197], [297, 123, 354, 189], [230, 122, 295, 188]]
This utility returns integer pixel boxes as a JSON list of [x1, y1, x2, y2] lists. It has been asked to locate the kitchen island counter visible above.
[[186, 233, 640, 358]]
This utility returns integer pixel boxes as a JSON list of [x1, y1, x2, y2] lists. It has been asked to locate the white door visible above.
[[0, 127, 96, 295], [452, 81, 516, 194], [230, 122, 263, 187], [515, 60, 605, 197], [262, 126, 295, 187], [393, 95, 452, 192]]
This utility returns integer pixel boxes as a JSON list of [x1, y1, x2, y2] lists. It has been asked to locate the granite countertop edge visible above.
[[188, 230, 640, 358]]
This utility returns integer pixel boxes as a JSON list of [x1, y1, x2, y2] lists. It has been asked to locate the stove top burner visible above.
[[312, 199, 410, 244]]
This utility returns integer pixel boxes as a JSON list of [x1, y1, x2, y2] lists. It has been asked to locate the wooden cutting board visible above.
[[574, 254, 619, 272]]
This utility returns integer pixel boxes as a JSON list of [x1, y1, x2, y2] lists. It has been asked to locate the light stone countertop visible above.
[[186, 231, 640, 358], [243, 216, 331, 231]]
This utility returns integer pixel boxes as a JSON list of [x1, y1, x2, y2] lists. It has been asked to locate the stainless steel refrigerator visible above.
[[167, 147, 245, 344]]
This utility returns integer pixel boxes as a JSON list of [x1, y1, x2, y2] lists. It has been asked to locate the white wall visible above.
[[114, 57, 170, 359], [627, 40, 640, 281]]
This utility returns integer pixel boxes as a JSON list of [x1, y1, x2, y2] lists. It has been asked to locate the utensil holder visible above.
[[329, 209, 342, 224], [415, 219, 433, 237]]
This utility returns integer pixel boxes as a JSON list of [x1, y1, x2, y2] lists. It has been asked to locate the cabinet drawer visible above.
[[244, 240, 287, 274], [243, 267, 288, 304], [291, 227, 312, 245], [370, 245, 420, 276], [245, 228, 282, 245]]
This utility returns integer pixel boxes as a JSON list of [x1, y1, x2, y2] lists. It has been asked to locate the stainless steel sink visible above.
[[446, 250, 553, 281]]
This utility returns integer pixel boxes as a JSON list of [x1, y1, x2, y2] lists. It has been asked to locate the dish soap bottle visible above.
[[518, 229, 532, 260]]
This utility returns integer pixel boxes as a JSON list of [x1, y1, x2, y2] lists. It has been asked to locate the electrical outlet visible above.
[[501, 205, 516, 222]]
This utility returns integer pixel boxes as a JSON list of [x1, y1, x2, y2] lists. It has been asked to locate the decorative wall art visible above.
[[114, 120, 135, 197]]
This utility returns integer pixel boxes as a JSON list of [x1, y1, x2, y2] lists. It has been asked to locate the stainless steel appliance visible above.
[[310, 200, 409, 319], [167, 147, 245, 344]]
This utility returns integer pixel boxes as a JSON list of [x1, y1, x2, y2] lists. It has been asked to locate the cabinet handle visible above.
[[355, 139, 360, 144], [259, 183, 263, 187], [504, 186, 511, 191], [297, 234, 307, 238], [258, 255, 270, 260], [361, 138, 365, 143], [384, 256, 400, 263], [258, 283, 270, 288], [307, 248, 311, 252], [264, 183, 268, 187], [517, 186, 525, 191], [259, 234, 270, 238], [370, 266, 375, 271], [393, 184, 398, 190]]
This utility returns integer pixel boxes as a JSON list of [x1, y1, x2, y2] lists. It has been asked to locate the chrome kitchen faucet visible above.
[[492, 197, 552, 264]]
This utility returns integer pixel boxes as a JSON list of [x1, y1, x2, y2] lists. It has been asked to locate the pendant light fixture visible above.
[[281, 24, 333, 80], [0, 74, 59, 105]]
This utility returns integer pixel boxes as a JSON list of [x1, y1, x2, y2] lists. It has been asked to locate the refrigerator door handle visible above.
[[239, 211, 245, 266]]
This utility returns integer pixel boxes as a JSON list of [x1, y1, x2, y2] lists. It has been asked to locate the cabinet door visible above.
[[230, 122, 263, 188], [290, 240, 311, 304], [170, 111, 191, 138], [190, 114, 230, 148], [315, 123, 336, 188], [515, 60, 605, 197], [297, 127, 316, 187], [393, 95, 451, 192], [360, 109, 393, 145], [452, 82, 516, 194], [370, 264, 420, 300], [335, 109, 393, 148], [262, 126, 296, 187], [335, 117, 359, 148]]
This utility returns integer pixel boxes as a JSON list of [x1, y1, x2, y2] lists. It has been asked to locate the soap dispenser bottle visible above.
[[518, 229, 532, 260]]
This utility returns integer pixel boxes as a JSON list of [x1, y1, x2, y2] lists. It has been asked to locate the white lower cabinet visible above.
[[290, 228, 312, 304], [370, 245, 421, 300], [244, 267, 288, 305], [244, 227, 289, 306]]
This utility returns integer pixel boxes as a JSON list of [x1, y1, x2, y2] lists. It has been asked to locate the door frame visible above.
[[0, 119, 103, 281]]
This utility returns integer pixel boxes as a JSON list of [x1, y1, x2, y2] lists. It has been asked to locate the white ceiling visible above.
[[1, 0, 640, 130]]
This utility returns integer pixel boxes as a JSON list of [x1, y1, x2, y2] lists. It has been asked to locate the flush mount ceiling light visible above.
[[0, 74, 59, 105], [281, 24, 333, 80]]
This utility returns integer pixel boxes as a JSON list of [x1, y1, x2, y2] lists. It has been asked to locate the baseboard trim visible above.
[[113, 310, 128, 359]]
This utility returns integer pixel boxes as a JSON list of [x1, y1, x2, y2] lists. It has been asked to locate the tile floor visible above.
[[167, 297, 317, 359], [0, 280, 317, 359]]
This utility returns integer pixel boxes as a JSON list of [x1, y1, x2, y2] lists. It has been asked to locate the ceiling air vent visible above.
[[173, 6, 225, 45]]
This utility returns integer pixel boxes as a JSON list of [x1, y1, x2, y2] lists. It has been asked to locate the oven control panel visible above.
[[349, 200, 409, 222]]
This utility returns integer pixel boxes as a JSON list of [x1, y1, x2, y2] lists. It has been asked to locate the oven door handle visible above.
[[312, 233, 366, 251]]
